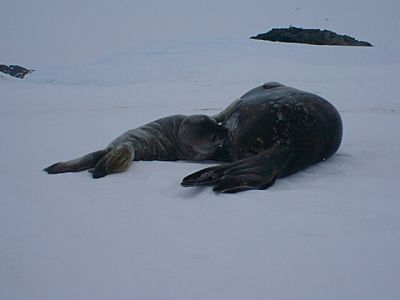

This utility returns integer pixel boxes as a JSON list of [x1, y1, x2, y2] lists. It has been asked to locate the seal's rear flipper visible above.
[[91, 143, 135, 179], [44, 148, 111, 174]]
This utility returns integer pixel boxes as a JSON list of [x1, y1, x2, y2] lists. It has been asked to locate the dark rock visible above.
[[0, 64, 34, 78], [251, 27, 373, 47]]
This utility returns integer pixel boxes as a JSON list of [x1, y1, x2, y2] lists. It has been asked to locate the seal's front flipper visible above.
[[44, 148, 111, 174], [180, 160, 249, 186], [181, 142, 291, 193], [212, 173, 278, 193], [92, 143, 134, 178], [181, 160, 278, 192]]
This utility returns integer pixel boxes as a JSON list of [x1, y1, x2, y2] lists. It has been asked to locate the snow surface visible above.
[[1, 0, 400, 299]]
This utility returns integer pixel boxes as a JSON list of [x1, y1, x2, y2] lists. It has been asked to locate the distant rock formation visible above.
[[251, 27, 373, 47], [0, 64, 34, 78]]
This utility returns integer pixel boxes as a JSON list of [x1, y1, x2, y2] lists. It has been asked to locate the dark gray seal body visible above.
[[45, 114, 228, 179], [181, 82, 342, 192], [45, 82, 342, 193], [108, 115, 228, 162]]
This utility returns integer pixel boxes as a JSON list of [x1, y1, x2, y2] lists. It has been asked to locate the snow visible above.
[[1, 0, 400, 299]]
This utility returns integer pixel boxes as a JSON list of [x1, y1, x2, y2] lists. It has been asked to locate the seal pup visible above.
[[44, 115, 228, 178]]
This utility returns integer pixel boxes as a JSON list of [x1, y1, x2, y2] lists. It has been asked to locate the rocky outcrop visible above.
[[0, 64, 34, 78], [251, 27, 373, 47]]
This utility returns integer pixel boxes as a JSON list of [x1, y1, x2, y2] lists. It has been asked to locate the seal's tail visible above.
[[44, 148, 111, 174]]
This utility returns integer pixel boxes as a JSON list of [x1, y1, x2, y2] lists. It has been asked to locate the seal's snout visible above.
[[219, 124, 229, 134], [218, 124, 229, 141], [210, 124, 228, 145]]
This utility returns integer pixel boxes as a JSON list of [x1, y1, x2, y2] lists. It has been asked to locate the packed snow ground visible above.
[[1, 0, 400, 299]]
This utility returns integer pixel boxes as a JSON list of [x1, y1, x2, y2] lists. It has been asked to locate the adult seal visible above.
[[45, 82, 342, 193], [182, 82, 342, 192]]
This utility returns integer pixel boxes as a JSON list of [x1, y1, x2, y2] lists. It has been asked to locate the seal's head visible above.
[[178, 115, 228, 158]]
